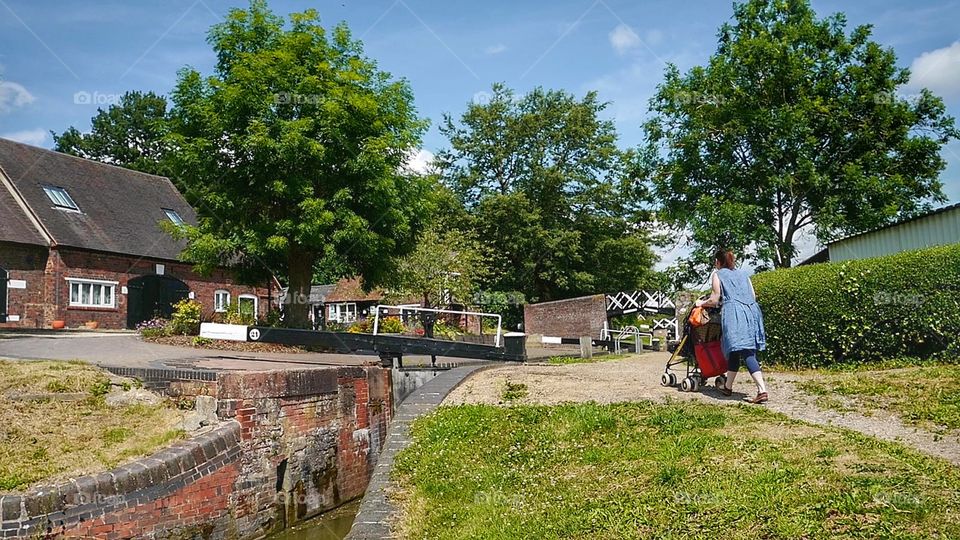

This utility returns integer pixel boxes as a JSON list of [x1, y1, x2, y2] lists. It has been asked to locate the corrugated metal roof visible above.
[[828, 203, 960, 262]]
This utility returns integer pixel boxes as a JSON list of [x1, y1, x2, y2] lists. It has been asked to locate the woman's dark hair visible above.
[[714, 249, 736, 270]]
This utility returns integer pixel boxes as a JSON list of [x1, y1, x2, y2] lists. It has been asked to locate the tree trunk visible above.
[[285, 246, 315, 329]]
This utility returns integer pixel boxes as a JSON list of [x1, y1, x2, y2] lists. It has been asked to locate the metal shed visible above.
[[828, 202, 960, 262]]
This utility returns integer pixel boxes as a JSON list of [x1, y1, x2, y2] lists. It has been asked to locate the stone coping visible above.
[[345, 364, 492, 539], [0, 421, 241, 538]]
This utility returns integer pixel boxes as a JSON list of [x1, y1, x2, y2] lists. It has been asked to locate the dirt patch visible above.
[[444, 353, 960, 465]]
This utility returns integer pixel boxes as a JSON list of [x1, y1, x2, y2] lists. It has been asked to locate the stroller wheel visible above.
[[660, 373, 671, 387], [715, 376, 727, 389], [691, 378, 701, 392], [680, 377, 693, 392], [669, 373, 678, 386]]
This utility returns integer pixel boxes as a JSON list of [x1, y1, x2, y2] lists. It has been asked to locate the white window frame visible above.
[[238, 294, 258, 318], [214, 290, 230, 313], [42, 185, 80, 211], [328, 302, 357, 323], [66, 278, 118, 308]]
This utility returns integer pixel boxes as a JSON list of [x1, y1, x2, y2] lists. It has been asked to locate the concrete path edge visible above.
[[345, 364, 491, 539]]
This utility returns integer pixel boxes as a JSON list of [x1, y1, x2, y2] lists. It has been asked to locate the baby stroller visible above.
[[661, 303, 728, 392]]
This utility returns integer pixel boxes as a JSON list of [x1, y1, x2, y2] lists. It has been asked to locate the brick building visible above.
[[0, 138, 272, 329]]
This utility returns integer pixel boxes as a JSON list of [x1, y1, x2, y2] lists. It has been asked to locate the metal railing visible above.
[[371, 305, 504, 347]]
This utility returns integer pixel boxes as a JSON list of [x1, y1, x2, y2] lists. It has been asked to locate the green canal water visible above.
[[265, 500, 360, 540]]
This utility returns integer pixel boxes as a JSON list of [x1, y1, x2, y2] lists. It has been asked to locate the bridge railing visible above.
[[199, 323, 526, 363]]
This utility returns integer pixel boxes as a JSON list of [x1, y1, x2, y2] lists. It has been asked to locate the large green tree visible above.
[[438, 84, 659, 302], [52, 91, 170, 176], [389, 227, 488, 336], [167, 1, 429, 327], [642, 0, 959, 269]]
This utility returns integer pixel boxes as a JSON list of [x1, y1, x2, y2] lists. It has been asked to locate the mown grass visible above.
[[393, 401, 960, 539], [796, 364, 960, 432], [547, 353, 633, 365], [0, 360, 185, 491]]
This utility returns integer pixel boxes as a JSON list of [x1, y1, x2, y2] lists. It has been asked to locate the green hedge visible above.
[[752, 244, 960, 368]]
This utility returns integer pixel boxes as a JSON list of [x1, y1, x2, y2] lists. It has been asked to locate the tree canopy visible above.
[[642, 0, 959, 269], [52, 91, 170, 176], [438, 83, 660, 302], [166, 1, 430, 327]]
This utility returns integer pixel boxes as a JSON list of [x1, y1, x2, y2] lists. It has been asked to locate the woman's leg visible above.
[[743, 350, 767, 394], [724, 351, 741, 390]]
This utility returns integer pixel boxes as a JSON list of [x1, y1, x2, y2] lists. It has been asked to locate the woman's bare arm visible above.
[[696, 272, 722, 307]]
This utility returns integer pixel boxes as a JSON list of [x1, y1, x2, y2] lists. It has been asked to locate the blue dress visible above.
[[715, 268, 766, 358]]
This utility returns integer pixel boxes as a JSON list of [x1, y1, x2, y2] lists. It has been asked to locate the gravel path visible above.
[[444, 352, 960, 465]]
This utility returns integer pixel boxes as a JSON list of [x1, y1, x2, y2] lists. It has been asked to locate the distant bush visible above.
[[170, 299, 203, 336], [136, 318, 171, 338], [752, 244, 960, 368], [347, 319, 373, 334], [260, 309, 283, 328], [222, 300, 256, 326], [379, 316, 405, 334]]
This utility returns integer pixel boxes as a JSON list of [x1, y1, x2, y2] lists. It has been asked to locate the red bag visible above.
[[695, 340, 727, 378]]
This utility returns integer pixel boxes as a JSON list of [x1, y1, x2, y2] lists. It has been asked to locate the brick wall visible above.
[[0, 366, 393, 540], [0, 242, 272, 329], [0, 242, 50, 328], [523, 294, 608, 339]]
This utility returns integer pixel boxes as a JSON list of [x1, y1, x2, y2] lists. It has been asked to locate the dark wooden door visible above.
[[126, 275, 189, 329]]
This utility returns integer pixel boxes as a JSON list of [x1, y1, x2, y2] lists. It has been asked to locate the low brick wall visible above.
[[0, 365, 392, 539], [523, 294, 608, 339]]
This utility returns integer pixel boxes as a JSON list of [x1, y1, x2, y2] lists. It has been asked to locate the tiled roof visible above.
[[0, 138, 195, 261]]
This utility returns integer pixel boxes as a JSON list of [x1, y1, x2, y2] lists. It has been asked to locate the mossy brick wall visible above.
[[0, 365, 393, 539]]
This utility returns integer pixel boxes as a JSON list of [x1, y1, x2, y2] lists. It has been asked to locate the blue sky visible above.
[[1, 0, 958, 261]]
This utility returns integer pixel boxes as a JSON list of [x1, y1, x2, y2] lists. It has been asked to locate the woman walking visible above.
[[695, 249, 768, 404]]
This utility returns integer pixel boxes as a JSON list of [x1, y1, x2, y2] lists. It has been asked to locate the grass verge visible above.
[[795, 364, 960, 433], [547, 353, 633, 365], [393, 401, 960, 539], [0, 360, 185, 491]]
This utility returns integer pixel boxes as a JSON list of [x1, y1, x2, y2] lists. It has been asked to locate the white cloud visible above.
[[404, 148, 436, 175], [485, 43, 508, 55], [909, 41, 960, 98], [1, 128, 48, 146], [0, 81, 35, 114], [609, 24, 641, 55]]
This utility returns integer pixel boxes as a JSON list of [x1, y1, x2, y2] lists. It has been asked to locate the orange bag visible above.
[[689, 306, 710, 327]]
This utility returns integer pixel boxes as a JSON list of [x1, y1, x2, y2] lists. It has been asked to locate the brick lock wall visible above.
[[216, 366, 393, 537], [0, 241, 272, 329], [523, 294, 609, 338], [0, 366, 394, 540]]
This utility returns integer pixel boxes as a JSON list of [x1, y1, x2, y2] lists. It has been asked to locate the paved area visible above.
[[0, 331, 484, 371], [346, 364, 491, 540]]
